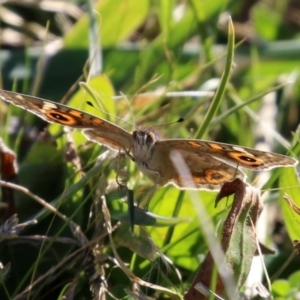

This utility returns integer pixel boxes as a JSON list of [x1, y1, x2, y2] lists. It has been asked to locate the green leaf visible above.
[[195, 16, 235, 139], [279, 167, 300, 240], [114, 224, 157, 260], [64, 0, 150, 48], [272, 279, 290, 296], [110, 199, 191, 227]]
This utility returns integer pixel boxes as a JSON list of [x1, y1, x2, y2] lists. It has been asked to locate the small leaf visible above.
[[185, 179, 263, 299], [114, 223, 156, 260], [280, 167, 300, 240]]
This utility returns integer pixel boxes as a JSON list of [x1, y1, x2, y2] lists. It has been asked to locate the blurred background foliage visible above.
[[0, 0, 300, 299]]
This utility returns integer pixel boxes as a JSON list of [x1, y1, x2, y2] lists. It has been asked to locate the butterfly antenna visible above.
[[86, 101, 138, 129], [147, 118, 184, 130]]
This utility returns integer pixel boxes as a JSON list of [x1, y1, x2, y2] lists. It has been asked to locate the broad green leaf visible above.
[[157, 0, 173, 41], [279, 167, 300, 241], [189, 0, 229, 22], [69, 74, 115, 117], [252, 3, 281, 40], [272, 279, 290, 296], [64, 0, 150, 48]]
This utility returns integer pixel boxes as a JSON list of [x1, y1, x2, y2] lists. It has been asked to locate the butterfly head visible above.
[[132, 130, 157, 146], [132, 130, 158, 163]]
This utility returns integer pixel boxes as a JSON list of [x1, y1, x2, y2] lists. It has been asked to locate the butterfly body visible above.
[[0, 89, 297, 191]]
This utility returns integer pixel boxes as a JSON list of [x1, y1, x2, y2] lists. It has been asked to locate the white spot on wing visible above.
[[232, 146, 251, 153], [42, 102, 58, 109]]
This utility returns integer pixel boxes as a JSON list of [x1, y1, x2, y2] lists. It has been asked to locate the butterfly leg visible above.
[[138, 168, 162, 209], [114, 152, 129, 188], [124, 147, 134, 161]]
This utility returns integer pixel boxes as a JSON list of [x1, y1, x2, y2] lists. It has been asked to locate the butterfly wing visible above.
[[83, 129, 133, 152], [0, 89, 133, 151], [145, 138, 297, 190], [154, 139, 297, 171], [146, 143, 245, 190]]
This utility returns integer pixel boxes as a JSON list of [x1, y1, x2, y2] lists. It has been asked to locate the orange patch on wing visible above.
[[45, 110, 79, 126], [91, 118, 104, 125], [228, 151, 264, 166], [203, 169, 233, 184], [173, 168, 232, 186], [69, 110, 84, 117], [191, 176, 206, 184], [188, 141, 202, 148], [208, 143, 224, 150]]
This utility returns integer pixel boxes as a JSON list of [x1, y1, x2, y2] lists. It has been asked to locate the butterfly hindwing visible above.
[[149, 146, 245, 190]]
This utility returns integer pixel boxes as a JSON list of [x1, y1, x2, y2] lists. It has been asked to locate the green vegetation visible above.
[[0, 1, 300, 299]]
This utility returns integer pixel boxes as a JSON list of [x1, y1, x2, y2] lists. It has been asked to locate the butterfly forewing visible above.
[[155, 139, 297, 171], [0, 89, 133, 151]]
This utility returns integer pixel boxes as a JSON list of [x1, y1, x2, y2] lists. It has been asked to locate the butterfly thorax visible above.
[[132, 130, 157, 168]]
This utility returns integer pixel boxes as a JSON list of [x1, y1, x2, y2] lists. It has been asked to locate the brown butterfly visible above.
[[0, 89, 297, 190]]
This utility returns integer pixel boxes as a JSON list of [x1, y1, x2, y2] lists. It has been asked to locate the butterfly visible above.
[[0, 89, 297, 191]]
